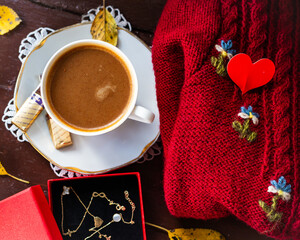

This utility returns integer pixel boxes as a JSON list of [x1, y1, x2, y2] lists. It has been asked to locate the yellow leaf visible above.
[[0, 6, 22, 35], [0, 161, 8, 175], [168, 228, 226, 240], [90, 7, 118, 46], [146, 222, 225, 240], [0, 161, 29, 184]]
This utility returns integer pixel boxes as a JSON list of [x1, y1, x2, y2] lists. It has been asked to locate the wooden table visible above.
[[0, 1, 274, 239]]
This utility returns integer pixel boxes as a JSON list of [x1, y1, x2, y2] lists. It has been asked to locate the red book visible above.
[[0, 185, 62, 240]]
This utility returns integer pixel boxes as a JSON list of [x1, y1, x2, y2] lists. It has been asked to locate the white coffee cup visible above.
[[41, 39, 154, 136]]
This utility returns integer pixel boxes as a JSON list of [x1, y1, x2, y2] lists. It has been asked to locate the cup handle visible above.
[[128, 106, 155, 124]]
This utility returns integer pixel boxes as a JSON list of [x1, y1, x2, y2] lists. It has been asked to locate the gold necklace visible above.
[[60, 186, 135, 239]]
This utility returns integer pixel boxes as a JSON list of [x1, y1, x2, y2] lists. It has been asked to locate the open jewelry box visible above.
[[48, 172, 146, 240]]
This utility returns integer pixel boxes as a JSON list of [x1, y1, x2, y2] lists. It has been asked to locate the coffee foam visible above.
[[95, 83, 117, 102]]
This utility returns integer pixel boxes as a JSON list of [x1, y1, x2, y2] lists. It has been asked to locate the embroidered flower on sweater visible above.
[[232, 106, 259, 142], [238, 106, 260, 125], [268, 176, 291, 201], [211, 39, 236, 76], [259, 176, 291, 222], [215, 40, 236, 59]]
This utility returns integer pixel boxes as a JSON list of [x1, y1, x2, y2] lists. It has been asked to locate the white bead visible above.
[[113, 213, 121, 222]]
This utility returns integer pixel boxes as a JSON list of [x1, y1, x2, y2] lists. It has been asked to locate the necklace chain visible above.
[[60, 186, 135, 239]]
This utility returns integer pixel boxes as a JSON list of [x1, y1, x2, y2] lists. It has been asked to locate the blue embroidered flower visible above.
[[268, 176, 291, 201], [271, 176, 291, 193], [214, 40, 236, 59], [259, 176, 291, 222], [238, 106, 260, 125], [221, 40, 236, 55]]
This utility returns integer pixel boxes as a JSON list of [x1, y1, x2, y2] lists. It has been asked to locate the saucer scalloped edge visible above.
[[13, 23, 160, 174]]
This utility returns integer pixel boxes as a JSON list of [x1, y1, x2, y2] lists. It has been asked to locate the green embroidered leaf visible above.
[[271, 195, 280, 209], [211, 56, 218, 67], [241, 119, 251, 138], [268, 212, 283, 222], [259, 199, 283, 222], [259, 200, 271, 214], [211, 55, 227, 76], [232, 121, 242, 132], [247, 131, 257, 142]]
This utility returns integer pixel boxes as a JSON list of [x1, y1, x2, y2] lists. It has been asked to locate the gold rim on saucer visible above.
[[14, 23, 160, 174]]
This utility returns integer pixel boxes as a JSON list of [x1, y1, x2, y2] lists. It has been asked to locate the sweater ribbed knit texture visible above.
[[152, 0, 299, 239]]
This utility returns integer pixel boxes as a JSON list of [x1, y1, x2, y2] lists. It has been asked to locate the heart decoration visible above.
[[227, 53, 275, 94]]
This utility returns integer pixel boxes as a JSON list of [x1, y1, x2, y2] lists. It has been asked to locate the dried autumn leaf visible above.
[[0, 161, 29, 184], [91, 8, 118, 46], [146, 222, 226, 240], [168, 228, 226, 240], [0, 6, 22, 35], [0, 161, 7, 175]]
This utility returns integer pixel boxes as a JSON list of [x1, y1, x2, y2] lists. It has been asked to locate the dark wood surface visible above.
[[0, 1, 274, 239]]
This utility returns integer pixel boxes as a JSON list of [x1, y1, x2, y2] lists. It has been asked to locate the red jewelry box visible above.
[[0, 185, 63, 240], [48, 172, 146, 240]]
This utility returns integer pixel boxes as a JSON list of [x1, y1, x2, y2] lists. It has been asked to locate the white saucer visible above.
[[14, 23, 160, 174]]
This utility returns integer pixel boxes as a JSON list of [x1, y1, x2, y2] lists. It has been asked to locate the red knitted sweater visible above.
[[152, 0, 299, 239]]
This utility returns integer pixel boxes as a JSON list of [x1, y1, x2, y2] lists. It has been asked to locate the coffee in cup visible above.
[[41, 40, 154, 136]]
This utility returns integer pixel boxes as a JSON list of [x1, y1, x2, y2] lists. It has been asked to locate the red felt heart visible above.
[[227, 53, 275, 94]]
